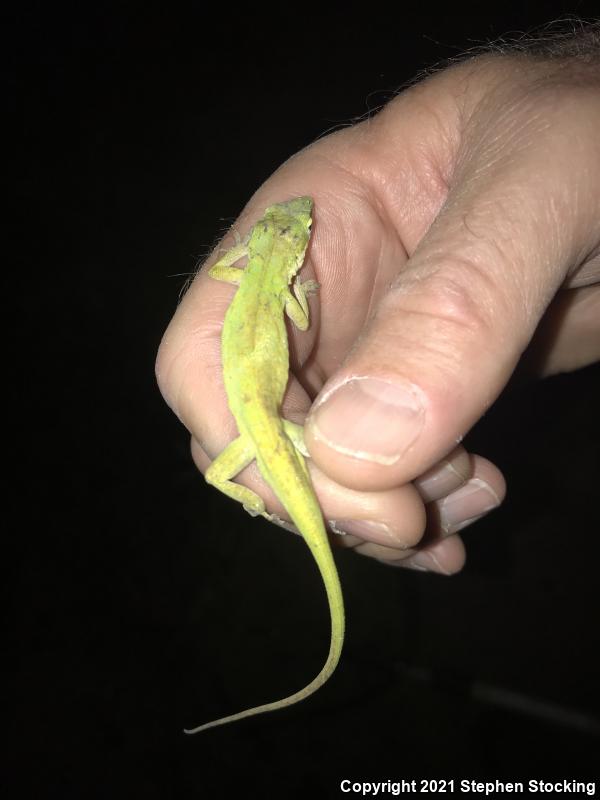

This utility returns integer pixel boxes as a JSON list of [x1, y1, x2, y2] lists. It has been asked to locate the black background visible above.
[[7, 3, 600, 797]]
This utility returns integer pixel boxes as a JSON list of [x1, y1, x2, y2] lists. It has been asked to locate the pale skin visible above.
[[157, 46, 599, 730], [182, 197, 345, 733]]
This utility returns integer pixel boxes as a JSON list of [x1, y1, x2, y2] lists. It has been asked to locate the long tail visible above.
[[184, 453, 344, 734]]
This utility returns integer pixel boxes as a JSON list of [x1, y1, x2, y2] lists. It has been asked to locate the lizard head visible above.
[[270, 196, 313, 280], [280, 196, 313, 226]]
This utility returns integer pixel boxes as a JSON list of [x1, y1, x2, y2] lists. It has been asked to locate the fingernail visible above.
[[268, 514, 301, 536], [439, 478, 501, 534], [415, 460, 470, 502], [311, 377, 425, 464], [402, 550, 451, 574], [329, 518, 407, 547]]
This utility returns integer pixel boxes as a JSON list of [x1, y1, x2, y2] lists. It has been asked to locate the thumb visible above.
[[305, 91, 600, 491]]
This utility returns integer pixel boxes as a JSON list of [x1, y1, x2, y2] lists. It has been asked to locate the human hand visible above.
[[156, 31, 600, 574]]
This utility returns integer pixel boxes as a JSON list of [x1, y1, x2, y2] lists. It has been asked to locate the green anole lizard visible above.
[[184, 196, 344, 734]]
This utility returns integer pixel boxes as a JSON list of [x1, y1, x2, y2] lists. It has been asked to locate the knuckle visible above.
[[424, 264, 495, 336], [154, 333, 183, 415], [397, 250, 504, 341]]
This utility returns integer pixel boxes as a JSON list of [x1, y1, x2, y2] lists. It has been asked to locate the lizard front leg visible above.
[[284, 277, 319, 331], [208, 239, 250, 285]]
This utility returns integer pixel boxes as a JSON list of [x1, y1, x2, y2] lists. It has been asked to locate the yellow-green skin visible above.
[[184, 197, 345, 734]]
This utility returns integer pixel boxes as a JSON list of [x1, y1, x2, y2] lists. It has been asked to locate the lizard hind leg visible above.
[[282, 420, 310, 458], [204, 433, 265, 517]]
